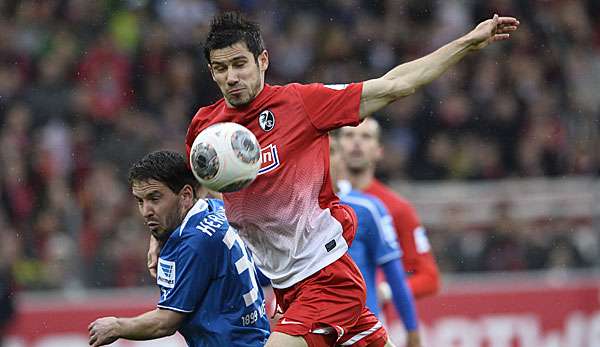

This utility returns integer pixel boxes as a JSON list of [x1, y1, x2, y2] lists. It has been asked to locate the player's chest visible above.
[[216, 102, 317, 174]]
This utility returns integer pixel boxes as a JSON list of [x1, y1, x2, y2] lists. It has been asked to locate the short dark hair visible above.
[[128, 150, 199, 194], [204, 12, 265, 63]]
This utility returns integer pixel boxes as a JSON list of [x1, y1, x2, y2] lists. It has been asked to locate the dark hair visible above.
[[128, 150, 199, 194], [204, 12, 265, 63]]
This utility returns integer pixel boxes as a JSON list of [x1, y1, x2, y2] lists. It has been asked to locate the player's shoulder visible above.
[[178, 199, 230, 248], [368, 180, 414, 210], [343, 191, 384, 220], [186, 101, 227, 141], [350, 189, 388, 211], [194, 99, 226, 118]]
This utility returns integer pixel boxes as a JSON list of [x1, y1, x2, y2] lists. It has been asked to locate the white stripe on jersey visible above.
[[179, 199, 209, 236], [157, 304, 193, 313]]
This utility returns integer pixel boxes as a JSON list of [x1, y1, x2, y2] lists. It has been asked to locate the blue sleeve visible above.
[[364, 199, 401, 264], [157, 241, 214, 312], [382, 259, 418, 331]]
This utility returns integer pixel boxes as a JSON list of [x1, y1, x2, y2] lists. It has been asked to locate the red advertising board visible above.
[[6, 275, 600, 347]]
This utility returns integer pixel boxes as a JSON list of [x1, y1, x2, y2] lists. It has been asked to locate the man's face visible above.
[[337, 119, 383, 173], [132, 179, 185, 241], [208, 41, 268, 107]]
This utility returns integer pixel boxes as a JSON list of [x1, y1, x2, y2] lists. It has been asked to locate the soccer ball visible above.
[[189, 122, 261, 193]]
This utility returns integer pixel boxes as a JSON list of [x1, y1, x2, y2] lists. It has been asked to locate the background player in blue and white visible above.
[[88, 150, 269, 347], [330, 136, 421, 347]]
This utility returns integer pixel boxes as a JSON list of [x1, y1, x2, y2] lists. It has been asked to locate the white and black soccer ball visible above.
[[189, 122, 261, 193]]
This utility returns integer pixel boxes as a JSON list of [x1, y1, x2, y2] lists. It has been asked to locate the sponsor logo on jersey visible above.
[[258, 144, 280, 175], [258, 110, 275, 132], [157, 258, 176, 288]]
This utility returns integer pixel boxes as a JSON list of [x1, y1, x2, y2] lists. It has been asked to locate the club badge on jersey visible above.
[[258, 110, 275, 132]]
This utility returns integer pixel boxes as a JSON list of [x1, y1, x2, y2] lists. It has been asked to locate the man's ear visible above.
[[180, 184, 195, 204], [258, 50, 269, 72]]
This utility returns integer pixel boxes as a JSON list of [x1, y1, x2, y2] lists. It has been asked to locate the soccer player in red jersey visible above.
[[149, 11, 519, 347], [338, 119, 441, 300]]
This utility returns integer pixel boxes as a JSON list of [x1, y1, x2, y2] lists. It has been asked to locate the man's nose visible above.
[[142, 204, 154, 218], [226, 67, 239, 85]]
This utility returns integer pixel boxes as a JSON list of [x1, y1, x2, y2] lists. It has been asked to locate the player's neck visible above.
[[347, 168, 374, 191]]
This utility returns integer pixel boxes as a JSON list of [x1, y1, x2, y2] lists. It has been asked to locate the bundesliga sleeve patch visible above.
[[157, 258, 176, 288]]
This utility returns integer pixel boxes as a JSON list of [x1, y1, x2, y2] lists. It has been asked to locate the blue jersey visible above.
[[341, 188, 401, 317], [157, 199, 270, 347]]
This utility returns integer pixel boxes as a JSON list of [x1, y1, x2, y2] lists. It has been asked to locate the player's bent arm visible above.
[[115, 308, 185, 340], [359, 14, 519, 119], [88, 308, 186, 346], [147, 235, 163, 279]]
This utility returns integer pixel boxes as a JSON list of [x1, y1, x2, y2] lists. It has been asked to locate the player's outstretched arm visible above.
[[88, 308, 185, 346], [359, 14, 519, 119]]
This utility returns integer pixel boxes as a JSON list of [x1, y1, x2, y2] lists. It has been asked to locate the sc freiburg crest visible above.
[[258, 110, 275, 132]]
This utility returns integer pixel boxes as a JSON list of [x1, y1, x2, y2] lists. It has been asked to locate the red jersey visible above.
[[186, 83, 362, 289], [364, 179, 440, 298]]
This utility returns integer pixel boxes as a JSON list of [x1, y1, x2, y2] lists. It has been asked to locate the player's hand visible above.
[[88, 317, 120, 346], [147, 235, 162, 279], [406, 330, 422, 347], [465, 14, 520, 50], [377, 281, 392, 304]]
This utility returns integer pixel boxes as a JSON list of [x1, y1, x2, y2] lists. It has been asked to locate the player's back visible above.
[[157, 199, 270, 347], [338, 182, 400, 317], [186, 82, 363, 289]]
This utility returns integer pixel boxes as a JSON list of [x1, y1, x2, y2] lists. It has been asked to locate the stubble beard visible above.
[[154, 203, 184, 241], [346, 160, 376, 178], [225, 68, 263, 108]]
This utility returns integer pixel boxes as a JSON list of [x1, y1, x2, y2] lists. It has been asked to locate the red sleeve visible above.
[[293, 83, 363, 132], [185, 109, 211, 163], [392, 202, 441, 299]]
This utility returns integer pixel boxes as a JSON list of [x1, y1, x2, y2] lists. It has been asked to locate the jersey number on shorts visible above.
[[223, 227, 260, 306]]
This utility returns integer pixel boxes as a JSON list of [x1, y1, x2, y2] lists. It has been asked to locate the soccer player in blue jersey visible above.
[[330, 136, 421, 347], [88, 150, 270, 347]]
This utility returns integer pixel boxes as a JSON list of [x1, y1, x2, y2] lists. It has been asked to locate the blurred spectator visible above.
[[0, 222, 18, 347], [481, 201, 527, 272]]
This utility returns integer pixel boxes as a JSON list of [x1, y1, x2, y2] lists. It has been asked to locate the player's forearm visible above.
[[382, 261, 419, 331], [116, 309, 179, 340], [381, 36, 473, 93], [359, 36, 477, 118]]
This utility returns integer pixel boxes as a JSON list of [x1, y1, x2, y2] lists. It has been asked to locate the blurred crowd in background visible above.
[[0, 0, 599, 292]]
